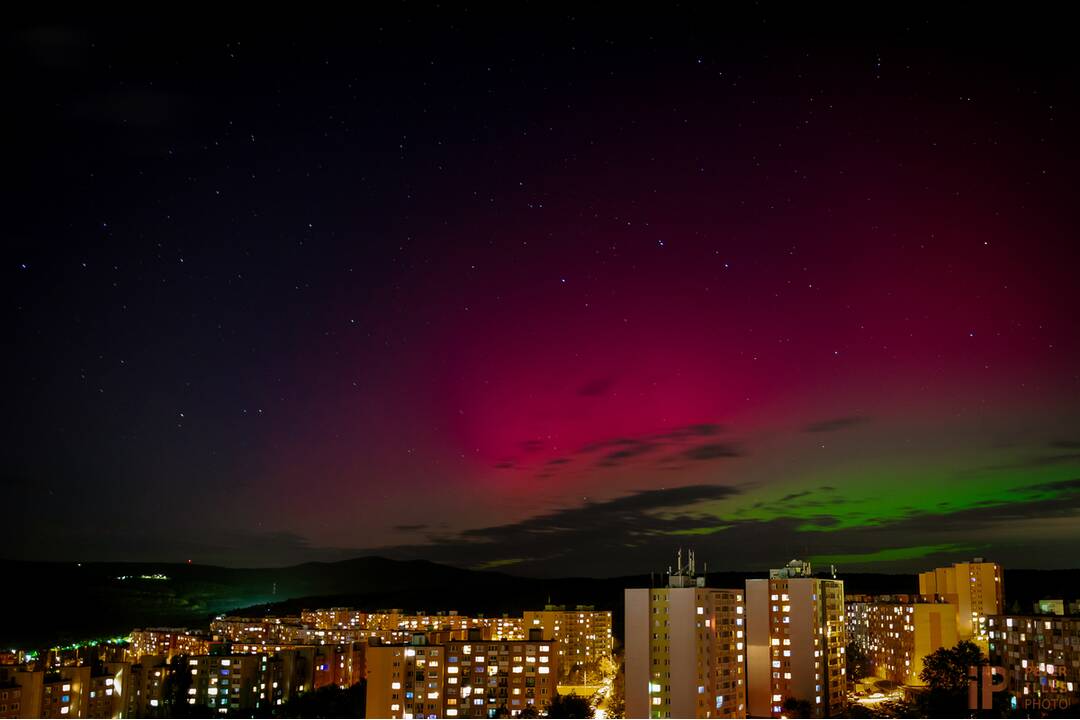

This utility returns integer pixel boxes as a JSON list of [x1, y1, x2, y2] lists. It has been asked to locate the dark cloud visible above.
[[366, 484, 743, 573], [980, 453, 1080, 471], [598, 441, 659, 466], [681, 443, 741, 461], [578, 437, 642, 454], [657, 423, 724, 440], [520, 440, 545, 453], [1051, 440, 1080, 449], [493, 461, 515, 469], [804, 416, 869, 433], [351, 477, 1080, 576], [546, 457, 571, 466], [577, 377, 614, 397], [394, 524, 428, 532], [1026, 477, 1080, 493], [576, 423, 735, 469]]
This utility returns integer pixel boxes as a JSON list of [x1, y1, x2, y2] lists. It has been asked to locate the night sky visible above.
[[8, 9, 1080, 577]]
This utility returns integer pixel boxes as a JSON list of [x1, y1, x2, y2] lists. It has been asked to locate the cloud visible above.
[[1051, 440, 1080, 449], [1026, 477, 1080, 494], [577, 377, 614, 397], [574, 422, 737, 469], [371, 473, 1080, 576], [598, 441, 659, 467], [366, 484, 744, 574], [979, 453, 1080, 471], [657, 423, 724, 439], [394, 524, 428, 532], [472, 558, 528, 570], [804, 416, 869, 433], [681, 443, 741, 461]]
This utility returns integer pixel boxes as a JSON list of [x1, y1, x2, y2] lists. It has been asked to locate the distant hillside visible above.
[[3, 558, 1076, 649], [0, 557, 497, 648]]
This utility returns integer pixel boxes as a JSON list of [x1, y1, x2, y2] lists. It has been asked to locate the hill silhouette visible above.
[[3, 557, 1076, 649]]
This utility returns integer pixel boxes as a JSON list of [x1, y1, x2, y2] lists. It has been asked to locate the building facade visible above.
[[0, 664, 126, 720], [366, 630, 559, 719], [522, 606, 613, 683], [128, 629, 209, 663], [746, 560, 846, 718], [625, 552, 746, 719], [987, 614, 1080, 708], [917, 559, 1003, 644], [846, 601, 958, 686]]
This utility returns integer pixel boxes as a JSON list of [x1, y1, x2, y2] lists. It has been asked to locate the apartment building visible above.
[[746, 560, 846, 718], [846, 600, 958, 685], [625, 552, 747, 719]]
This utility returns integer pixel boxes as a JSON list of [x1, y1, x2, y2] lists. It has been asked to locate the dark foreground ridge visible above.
[[3, 555, 1077, 649]]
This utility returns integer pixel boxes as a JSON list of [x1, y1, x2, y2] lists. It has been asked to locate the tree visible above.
[[916, 640, 1000, 718], [519, 704, 541, 718], [547, 692, 593, 719], [605, 657, 626, 719], [782, 697, 813, 718], [597, 653, 618, 683], [278, 682, 366, 718], [160, 655, 214, 718], [845, 641, 874, 681]]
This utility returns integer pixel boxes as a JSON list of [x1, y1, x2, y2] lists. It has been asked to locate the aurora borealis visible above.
[[8, 10, 1080, 576]]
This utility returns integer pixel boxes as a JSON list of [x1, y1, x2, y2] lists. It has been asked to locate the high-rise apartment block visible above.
[[365, 629, 559, 719], [129, 628, 210, 662], [917, 559, 1003, 643], [625, 551, 747, 719], [987, 614, 1080, 707], [522, 605, 613, 682], [745, 560, 846, 718], [0, 663, 129, 720], [846, 600, 958, 686]]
